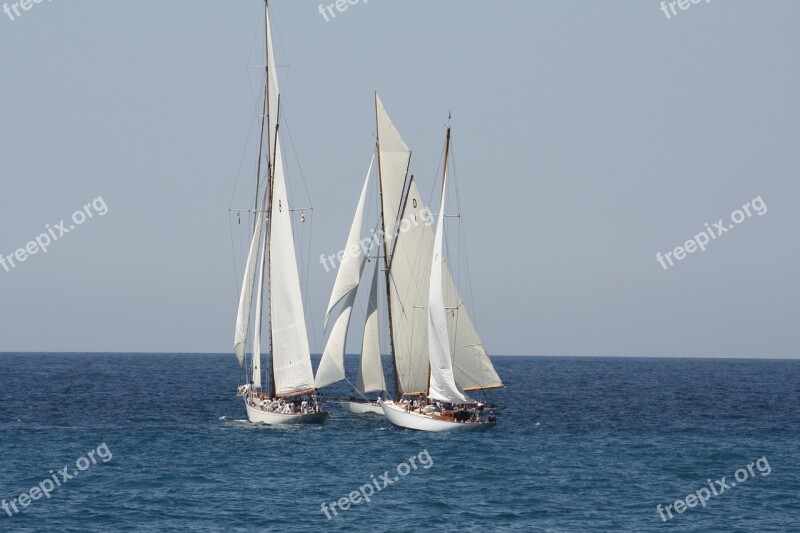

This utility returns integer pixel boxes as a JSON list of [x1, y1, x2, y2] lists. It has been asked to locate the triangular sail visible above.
[[323, 157, 373, 331], [315, 158, 375, 389], [427, 166, 471, 404], [233, 206, 266, 367], [266, 7, 280, 170], [384, 178, 436, 395], [268, 138, 315, 396], [375, 94, 411, 255], [374, 98, 502, 399], [251, 221, 268, 389], [315, 289, 358, 389], [234, 2, 320, 403], [383, 154, 503, 396], [356, 259, 386, 395], [444, 274, 503, 391]]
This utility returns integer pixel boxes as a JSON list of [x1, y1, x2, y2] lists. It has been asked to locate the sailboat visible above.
[[366, 95, 504, 432], [232, 1, 326, 425], [314, 157, 388, 415]]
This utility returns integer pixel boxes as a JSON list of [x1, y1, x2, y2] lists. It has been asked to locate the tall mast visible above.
[[263, 0, 277, 398], [253, 3, 269, 233], [375, 94, 402, 402], [266, 95, 281, 398]]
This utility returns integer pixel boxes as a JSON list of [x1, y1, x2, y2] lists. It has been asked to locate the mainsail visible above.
[[268, 137, 315, 396]]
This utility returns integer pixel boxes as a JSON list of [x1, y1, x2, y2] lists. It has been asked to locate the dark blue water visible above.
[[0, 354, 797, 532]]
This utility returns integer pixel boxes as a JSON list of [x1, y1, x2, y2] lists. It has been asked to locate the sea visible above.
[[0, 354, 797, 532]]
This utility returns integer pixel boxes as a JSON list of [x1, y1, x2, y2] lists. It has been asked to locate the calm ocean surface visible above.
[[0, 354, 797, 532]]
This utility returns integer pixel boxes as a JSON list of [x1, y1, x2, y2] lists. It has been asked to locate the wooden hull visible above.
[[380, 400, 496, 432], [244, 398, 327, 425]]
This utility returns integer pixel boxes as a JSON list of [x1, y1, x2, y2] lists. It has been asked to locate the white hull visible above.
[[380, 400, 495, 432], [337, 401, 384, 415], [244, 398, 327, 425]]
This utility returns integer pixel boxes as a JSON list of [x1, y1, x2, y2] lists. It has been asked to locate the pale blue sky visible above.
[[1, 0, 798, 357]]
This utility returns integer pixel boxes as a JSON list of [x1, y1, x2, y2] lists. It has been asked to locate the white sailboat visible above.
[[315, 158, 388, 415], [233, 1, 326, 425], [366, 96, 503, 432]]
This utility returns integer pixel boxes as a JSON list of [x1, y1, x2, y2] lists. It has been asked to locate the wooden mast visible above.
[[264, 0, 277, 398], [375, 94, 403, 402]]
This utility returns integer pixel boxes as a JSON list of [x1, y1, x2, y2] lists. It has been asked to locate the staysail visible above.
[[315, 289, 357, 389], [233, 205, 266, 367], [315, 158, 375, 389], [322, 157, 373, 330], [251, 219, 268, 389], [356, 258, 386, 394]]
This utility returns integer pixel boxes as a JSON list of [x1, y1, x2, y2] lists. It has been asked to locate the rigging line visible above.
[[426, 135, 448, 215], [391, 135, 449, 318], [245, 11, 265, 111], [270, 4, 291, 95], [228, 215, 242, 304], [227, 83, 263, 210], [280, 107, 314, 210], [342, 375, 372, 403], [304, 213, 320, 355], [449, 142, 481, 330]]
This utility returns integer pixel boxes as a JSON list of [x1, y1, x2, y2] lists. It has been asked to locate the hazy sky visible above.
[[1, 0, 798, 357]]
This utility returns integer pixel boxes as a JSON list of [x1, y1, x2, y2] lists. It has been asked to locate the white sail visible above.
[[315, 288, 358, 389], [268, 136, 315, 396], [427, 176, 471, 404], [444, 272, 503, 391], [323, 156, 373, 331], [388, 180, 503, 394], [375, 99, 501, 398], [375, 94, 411, 250], [251, 223, 268, 389], [233, 207, 266, 367], [385, 178, 435, 394], [356, 259, 386, 395], [266, 7, 280, 169], [315, 157, 376, 389]]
